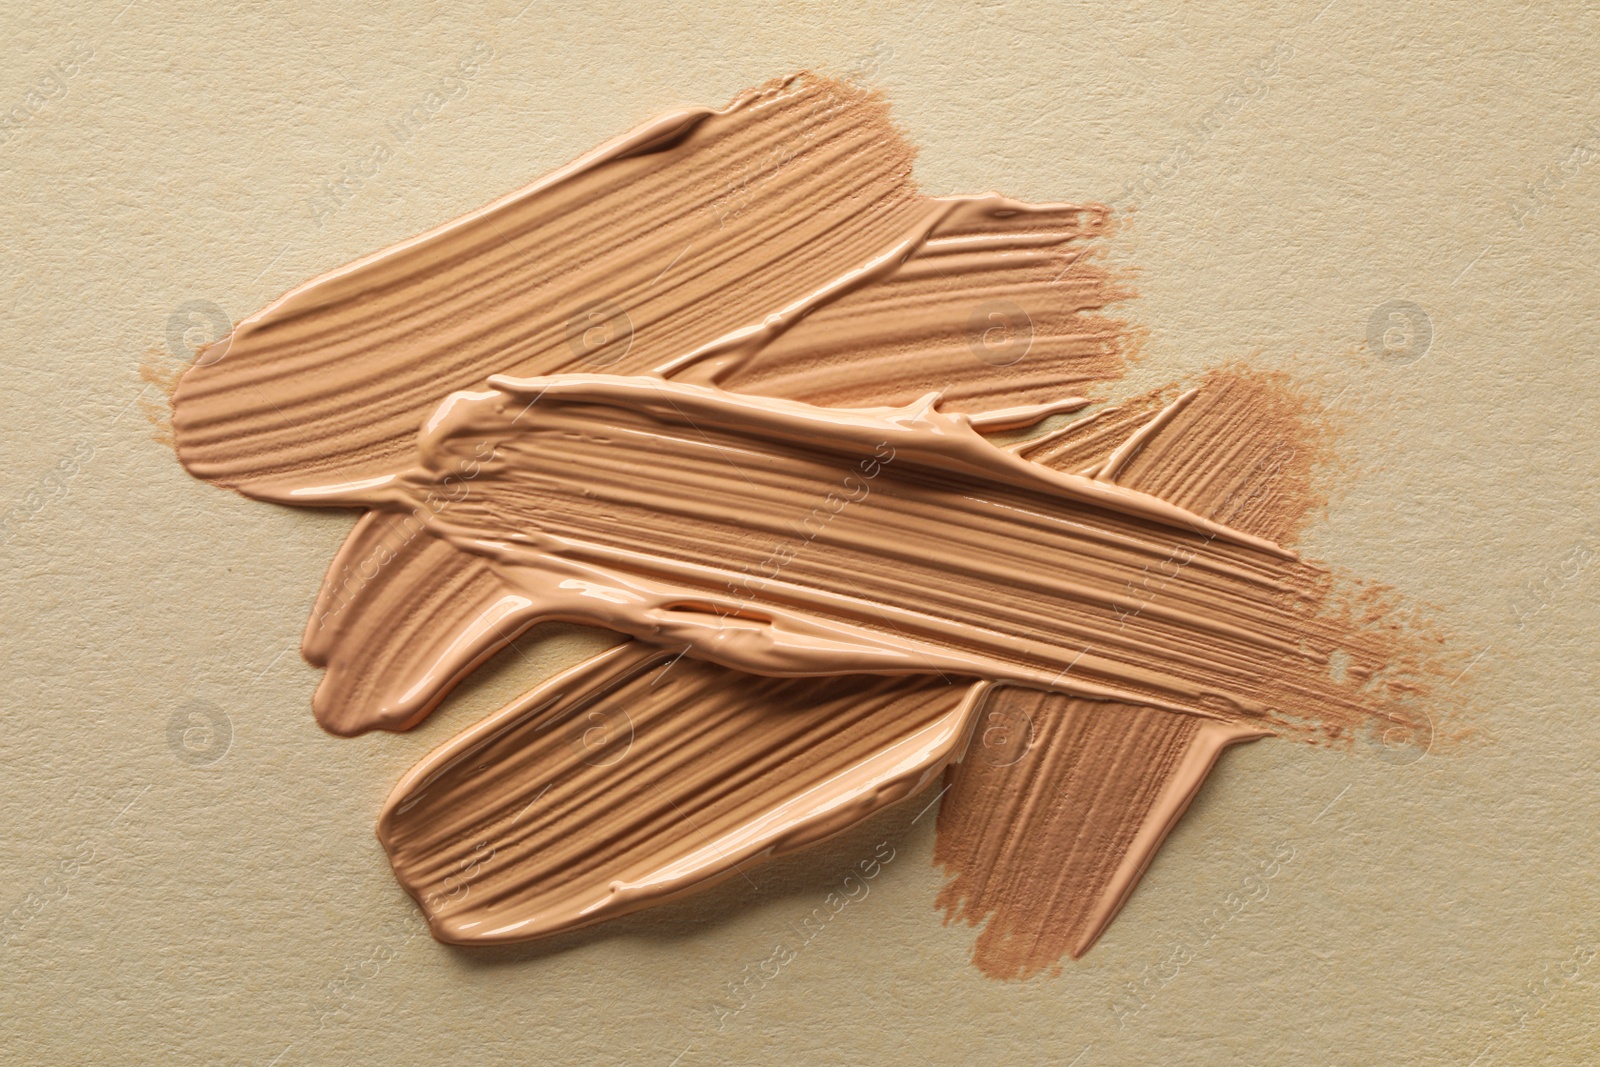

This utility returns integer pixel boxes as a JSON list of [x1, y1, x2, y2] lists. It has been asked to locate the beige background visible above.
[[4, 1, 1598, 1063]]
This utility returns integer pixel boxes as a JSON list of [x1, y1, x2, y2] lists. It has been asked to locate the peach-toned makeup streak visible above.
[[170, 74, 1450, 973]]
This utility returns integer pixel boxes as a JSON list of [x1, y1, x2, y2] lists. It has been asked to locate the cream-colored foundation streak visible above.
[[934, 370, 1430, 975], [171, 73, 1126, 498], [169, 73, 1451, 966], [379, 643, 985, 943], [296, 374, 1423, 746], [936, 693, 1266, 978], [302, 512, 546, 735]]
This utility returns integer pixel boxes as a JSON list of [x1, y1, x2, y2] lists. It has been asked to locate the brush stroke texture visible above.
[[169, 74, 1443, 969]]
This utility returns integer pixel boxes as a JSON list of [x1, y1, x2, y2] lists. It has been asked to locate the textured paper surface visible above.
[[3, 2, 1598, 1063]]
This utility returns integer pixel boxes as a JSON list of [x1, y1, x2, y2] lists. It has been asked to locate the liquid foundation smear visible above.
[[171, 74, 1450, 976]]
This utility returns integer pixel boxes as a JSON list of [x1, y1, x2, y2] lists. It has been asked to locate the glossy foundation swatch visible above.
[[171, 74, 1450, 972], [172, 77, 1126, 496], [936, 369, 1384, 978], [379, 644, 983, 943]]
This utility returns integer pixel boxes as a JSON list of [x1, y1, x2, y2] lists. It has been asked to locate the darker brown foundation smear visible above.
[[171, 74, 1457, 975]]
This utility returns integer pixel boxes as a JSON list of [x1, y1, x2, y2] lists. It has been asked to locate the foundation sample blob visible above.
[[380, 644, 986, 943], [171, 74, 1448, 972]]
